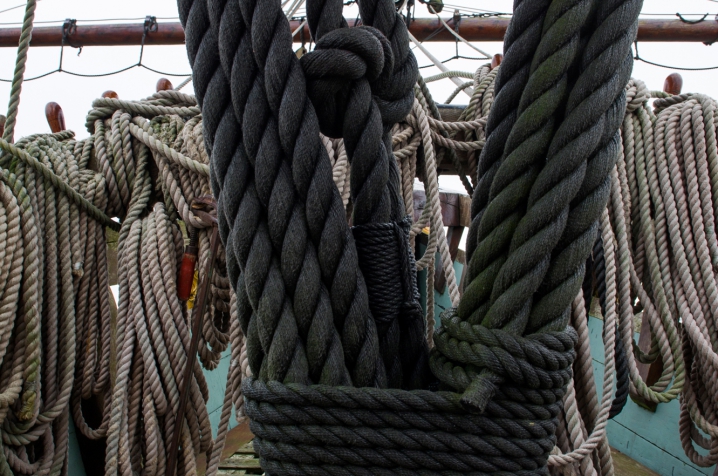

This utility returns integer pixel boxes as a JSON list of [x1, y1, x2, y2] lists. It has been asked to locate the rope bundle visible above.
[[0, 132, 96, 475], [180, 0, 641, 474], [4, 0, 718, 474], [0, 85, 242, 474], [599, 81, 718, 468]]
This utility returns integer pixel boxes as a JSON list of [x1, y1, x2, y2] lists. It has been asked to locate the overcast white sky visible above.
[[0, 0, 716, 141]]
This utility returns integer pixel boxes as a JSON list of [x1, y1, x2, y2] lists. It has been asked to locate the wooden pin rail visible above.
[[0, 18, 716, 47]]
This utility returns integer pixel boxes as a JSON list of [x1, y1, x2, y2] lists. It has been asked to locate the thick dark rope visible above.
[[239, 321, 576, 473], [181, 0, 312, 385], [524, 0, 642, 334], [351, 0, 430, 391], [241, 347, 573, 474], [183, 0, 391, 387], [592, 236, 630, 419], [179, 0, 620, 473], [224, 0, 352, 387], [446, 0, 603, 412], [459, 0, 596, 329], [306, 0, 348, 41], [464, 0, 553, 268], [302, 0, 428, 389], [460, 0, 640, 413]]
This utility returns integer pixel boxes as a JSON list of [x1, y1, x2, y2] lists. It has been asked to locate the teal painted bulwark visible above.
[[587, 316, 714, 476]]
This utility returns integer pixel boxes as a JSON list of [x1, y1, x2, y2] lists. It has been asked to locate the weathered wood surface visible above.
[[217, 440, 264, 476], [197, 420, 255, 476], [413, 187, 470, 294]]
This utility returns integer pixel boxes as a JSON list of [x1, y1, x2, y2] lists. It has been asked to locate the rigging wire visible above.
[[634, 41, 718, 71], [0, 16, 180, 26], [426, 4, 491, 58], [0, 3, 24, 15]]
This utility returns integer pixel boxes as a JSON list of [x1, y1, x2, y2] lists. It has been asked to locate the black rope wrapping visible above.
[[243, 324, 577, 474], [353, 217, 431, 390]]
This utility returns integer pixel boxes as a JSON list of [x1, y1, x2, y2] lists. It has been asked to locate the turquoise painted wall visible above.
[[587, 316, 714, 476], [67, 418, 87, 476]]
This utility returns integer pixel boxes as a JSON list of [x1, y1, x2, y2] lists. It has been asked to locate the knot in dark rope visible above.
[[301, 26, 413, 138]]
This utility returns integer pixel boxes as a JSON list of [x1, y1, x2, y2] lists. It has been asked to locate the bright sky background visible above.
[[0, 0, 716, 144]]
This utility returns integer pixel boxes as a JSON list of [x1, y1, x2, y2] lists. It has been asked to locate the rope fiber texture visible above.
[[301, 0, 430, 390], [6, 0, 718, 473]]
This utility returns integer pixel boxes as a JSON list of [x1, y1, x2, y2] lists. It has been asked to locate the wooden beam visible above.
[[412, 188, 470, 294], [0, 18, 715, 48]]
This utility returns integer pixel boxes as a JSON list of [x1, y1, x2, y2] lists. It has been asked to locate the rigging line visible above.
[[409, 24, 445, 45], [437, 3, 506, 14], [0, 68, 56, 82], [634, 42, 718, 70], [138, 64, 191, 77], [292, 19, 307, 38], [0, 63, 191, 82], [0, 3, 24, 15], [0, 16, 180, 26], [409, 31, 474, 97], [639, 12, 718, 16], [418, 54, 488, 69], [426, 4, 491, 59], [441, 4, 510, 15], [635, 56, 718, 71], [677, 12, 710, 23], [284, 0, 305, 19]]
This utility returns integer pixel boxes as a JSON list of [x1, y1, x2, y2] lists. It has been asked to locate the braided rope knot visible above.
[[301, 26, 413, 138], [431, 309, 577, 412]]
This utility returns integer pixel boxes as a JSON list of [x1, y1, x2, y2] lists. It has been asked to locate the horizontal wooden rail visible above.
[[0, 18, 716, 48]]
